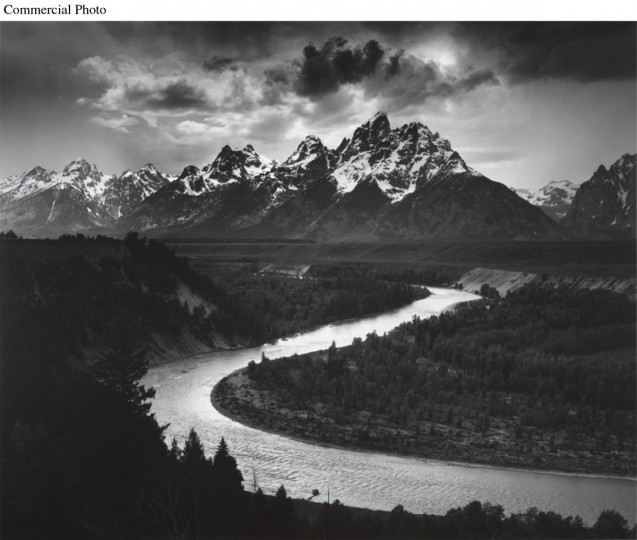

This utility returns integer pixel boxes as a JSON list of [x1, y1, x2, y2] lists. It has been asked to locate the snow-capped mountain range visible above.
[[0, 160, 174, 234], [513, 180, 579, 221], [117, 112, 563, 240], [0, 114, 633, 240]]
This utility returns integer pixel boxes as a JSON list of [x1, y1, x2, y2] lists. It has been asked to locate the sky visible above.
[[0, 21, 635, 190]]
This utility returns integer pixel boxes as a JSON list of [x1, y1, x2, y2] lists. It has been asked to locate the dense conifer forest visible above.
[[190, 260, 436, 341], [1, 235, 634, 538], [218, 284, 636, 475]]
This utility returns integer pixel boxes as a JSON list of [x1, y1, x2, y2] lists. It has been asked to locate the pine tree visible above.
[[94, 315, 154, 415], [168, 437, 182, 462], [182, 429, 206, 466], [213, 437, 243, 491], [213, 437, 230, 466]]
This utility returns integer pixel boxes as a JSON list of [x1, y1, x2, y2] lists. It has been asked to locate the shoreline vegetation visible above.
[[211, 284, 636, 478], [212, 367, 635, 479]]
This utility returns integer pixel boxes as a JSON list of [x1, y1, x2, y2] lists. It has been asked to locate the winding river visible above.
[[143, 287, 636, 525]]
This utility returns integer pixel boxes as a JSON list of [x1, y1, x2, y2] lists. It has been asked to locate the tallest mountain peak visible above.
[[370, 110, 388, 122], [370, 110, 388, 120], [344, 112, 391, 157], [367, 111, 390, 134]]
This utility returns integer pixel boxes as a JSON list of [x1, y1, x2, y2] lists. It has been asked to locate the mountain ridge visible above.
[[2, 114, 631, 240]]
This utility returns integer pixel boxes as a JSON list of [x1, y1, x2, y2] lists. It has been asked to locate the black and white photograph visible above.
[[0, 6, 636, 539]]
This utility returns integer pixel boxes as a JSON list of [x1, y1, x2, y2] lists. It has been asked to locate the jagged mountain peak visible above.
[[241, 145, 276, 175], [587, 154, 636, 189], [392, 122, 453, 156], [592, 164, 608, 179], [283, 135, 328, 166], [368, 111, 390, 133], [518, 178, 578, 221], [201, 144, 275, 182], [62, 157, 100, 177], [0, 165, 57, 199], [330, 113, 473, 200], [179, 165, 200, 180], [25, 165, 50, 176], [302, 134, 324, 145], [140, 163, 159, 173], [203, 146, 247, 181], [610, 153, 636, 179], [562, 153, 636, 237], [59, 157, 115, 200], [99, 163, 173, 218], [345, 112, 391, 156], [612, 152, 635, 166], [118, 163, 165, 181]]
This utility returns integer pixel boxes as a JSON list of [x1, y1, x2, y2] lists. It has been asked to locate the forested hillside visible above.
[[191, 261, 434, 341]]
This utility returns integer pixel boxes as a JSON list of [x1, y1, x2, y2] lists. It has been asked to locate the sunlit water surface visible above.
[[144, 287, 636, 525]]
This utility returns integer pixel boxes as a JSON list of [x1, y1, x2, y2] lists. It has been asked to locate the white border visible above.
[[1, 0, 636, 22]]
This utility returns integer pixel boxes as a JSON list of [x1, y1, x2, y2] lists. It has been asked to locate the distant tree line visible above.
[[191, 260, 433, 342], [0, 230, 22, 239]]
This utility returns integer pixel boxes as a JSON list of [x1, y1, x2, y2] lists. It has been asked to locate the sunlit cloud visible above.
[[90, 114, 140, 134]]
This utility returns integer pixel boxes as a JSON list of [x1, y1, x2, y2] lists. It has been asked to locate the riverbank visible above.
[[211, 367, 636, 478], [147, 287, 635, 524]]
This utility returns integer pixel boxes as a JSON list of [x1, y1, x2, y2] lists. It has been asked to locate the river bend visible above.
[[144, 287, 636, 525]]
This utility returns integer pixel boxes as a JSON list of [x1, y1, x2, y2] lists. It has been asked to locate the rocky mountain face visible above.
[[0, 159, 173, 235], [247, 113, 563, 240], [1, 113, 583, 240], [513, 180, 578, 221], [102, 164, 173, 218], [120, 113, 565, 241], [561, 154, 636, 238], [0, 159, 115, 234]]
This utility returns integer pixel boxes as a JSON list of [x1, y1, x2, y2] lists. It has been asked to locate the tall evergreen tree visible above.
[[182, 429, 206, 467], [94, 313, 155, 414]]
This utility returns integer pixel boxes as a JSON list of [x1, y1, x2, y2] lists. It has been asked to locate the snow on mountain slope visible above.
[[329, 112, 474, 201], [101, 163, 173, 218], [0, 166, 57, 201], [60, 158, 115, 199], [513, 180, 578, 221], [0, 159, 174, 234], [0, 114, 573, 240], [253, 113, 564, 240]]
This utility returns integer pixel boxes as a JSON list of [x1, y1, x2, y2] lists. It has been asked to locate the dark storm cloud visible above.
[[128, 80, 208, 110], [386, 51, 404, 77], [265, 65, 292, 86], [366, 52, 499, 110], [295, 37, 386, 96], [203, 55, 239, 72], [455, 22, 636, 83], [274, 36, 498, 103], [457, 69, 499, 92]]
